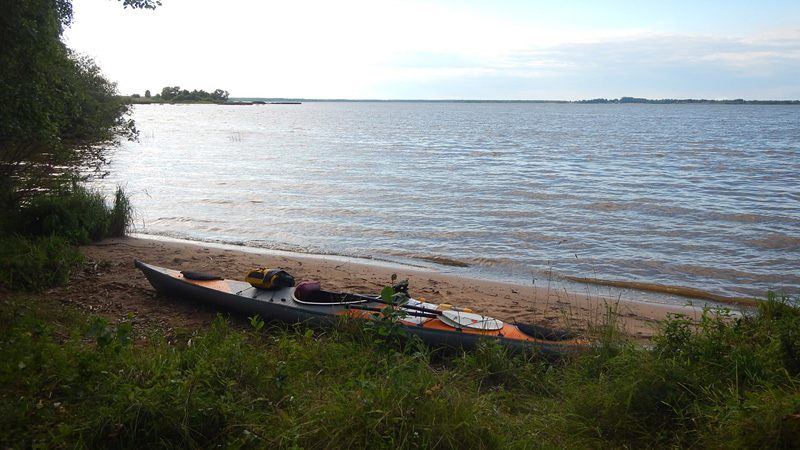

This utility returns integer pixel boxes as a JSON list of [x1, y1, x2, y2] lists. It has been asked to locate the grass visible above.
[[0, 235, 84, 291], [16, 184, 133, 245], [0, 184, 132, 292], [1, 290, 799, 449]]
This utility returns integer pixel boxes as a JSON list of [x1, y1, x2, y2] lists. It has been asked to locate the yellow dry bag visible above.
[[245, 268, 295, 289]]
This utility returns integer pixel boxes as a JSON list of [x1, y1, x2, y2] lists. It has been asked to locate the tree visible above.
[[120, 0, 162, 9], [212, 89, 230, 101], [0, 0, 141, 208], [160, 86, 181, 101], [154, 86, 229, 103]]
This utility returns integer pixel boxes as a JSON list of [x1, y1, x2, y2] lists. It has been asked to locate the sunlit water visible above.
[[93, 102, 800, 304]]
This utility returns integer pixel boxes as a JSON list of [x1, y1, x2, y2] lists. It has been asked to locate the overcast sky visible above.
[[64, 0, 800, 100]]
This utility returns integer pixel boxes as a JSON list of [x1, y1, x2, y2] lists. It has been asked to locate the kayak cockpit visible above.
[[293, 281, 370, 305]]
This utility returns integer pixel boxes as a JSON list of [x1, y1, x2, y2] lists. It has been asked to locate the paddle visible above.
[[340, 283, 480, 319], [353, 293, 446, 316], [339, 279, 503, 330], [345, 304, 438, 319]]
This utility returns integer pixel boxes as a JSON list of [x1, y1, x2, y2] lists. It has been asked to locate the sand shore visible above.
[[59, 236, 716, 343]]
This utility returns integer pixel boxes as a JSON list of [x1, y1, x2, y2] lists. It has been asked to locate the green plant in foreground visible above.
[[362, 275, 413, 350], [87, 316, 134, 353], [249, 314, 266, 332], [564, 291, 800, 449], [0, 235, 83, 291], [2, 291, 799, 449]]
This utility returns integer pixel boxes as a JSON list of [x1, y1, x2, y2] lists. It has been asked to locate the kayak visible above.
[[134, 260, 591, 356]]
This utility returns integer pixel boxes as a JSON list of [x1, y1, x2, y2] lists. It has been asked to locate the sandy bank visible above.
[[60, 236, 718, 343]]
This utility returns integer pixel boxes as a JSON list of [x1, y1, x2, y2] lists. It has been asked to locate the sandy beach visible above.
[[51, 236, 715, 343]]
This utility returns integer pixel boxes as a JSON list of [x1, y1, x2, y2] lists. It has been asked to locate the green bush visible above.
[[17, 184, 132, 245], [758, 291, 800, 376], [559, 292, 800, 449], [0, 184, 132, 291]]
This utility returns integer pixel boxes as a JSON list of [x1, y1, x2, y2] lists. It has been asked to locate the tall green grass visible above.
[[16, 184, 133, 244], [1, 291, 798, 449], [0, 184, 132, 291], [0, 235, 83, 291]]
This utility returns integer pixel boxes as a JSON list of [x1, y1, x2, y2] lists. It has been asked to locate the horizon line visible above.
[[226, 97, 800, 104]]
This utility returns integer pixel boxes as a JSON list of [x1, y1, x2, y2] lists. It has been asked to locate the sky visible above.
[[63, 0, 800, 100]]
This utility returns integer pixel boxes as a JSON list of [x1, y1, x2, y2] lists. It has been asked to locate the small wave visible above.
[[585, 201, 632, 211], [198, 198, 234, 205], [745, 234, 800, 250], [415, 255, 471, 267], [705, 212, 782, 224], [149, 216, 215, 224], [562, 276, 759, 307]]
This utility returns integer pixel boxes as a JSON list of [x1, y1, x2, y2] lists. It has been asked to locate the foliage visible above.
[[561, 293, 800, 449], [15, 184, 133, 245], [0, 185, 133, 291], [576, 97, 800, 105], [108, 185, 134, 238], [120, 0, 161, 9], [2, 290, 799, 449], [0, 235, 83, 291], [362, 275, 413, 350], [2, 0, 141, 294], [144, 86, 230, 103], [0, 0, 138, 209], [87, 316, 134, 353]]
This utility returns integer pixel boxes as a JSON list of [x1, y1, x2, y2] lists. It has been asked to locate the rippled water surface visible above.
[[96, 102, 800, 302]]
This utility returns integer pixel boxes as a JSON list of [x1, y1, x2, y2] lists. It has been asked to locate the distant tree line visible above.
[[130, 87, 230, 103], [577, 97, 800, 105]]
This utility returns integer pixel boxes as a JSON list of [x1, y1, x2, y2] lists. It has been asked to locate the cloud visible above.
[[64, 0, 800, 99], [348, 23, 800, 100]]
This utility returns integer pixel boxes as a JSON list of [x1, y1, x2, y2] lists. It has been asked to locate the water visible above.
[[95, 102, 800, 303]]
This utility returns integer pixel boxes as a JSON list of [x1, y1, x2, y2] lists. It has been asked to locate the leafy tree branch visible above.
[[1, 0, 146, 208]]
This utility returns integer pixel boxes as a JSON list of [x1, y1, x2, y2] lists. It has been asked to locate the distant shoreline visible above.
[[199, 98, 800, 105], [125, 95, 800, 105], [127, 99, 302, 106]]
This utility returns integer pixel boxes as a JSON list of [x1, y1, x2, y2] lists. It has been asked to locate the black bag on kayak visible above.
[[246, 268, 295, 289]]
